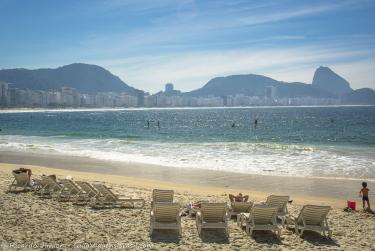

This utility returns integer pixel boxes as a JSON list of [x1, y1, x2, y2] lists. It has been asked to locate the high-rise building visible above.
[[165, 83, 174, 93], [0, 82, 9, 106], [265, 86, 277, 99]]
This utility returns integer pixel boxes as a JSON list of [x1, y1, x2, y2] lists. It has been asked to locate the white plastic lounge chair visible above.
[[291, 205, 332, 238], [35, 176, 63, 197], [57, 179, 81, 201], [8, 171, 32, 192], [239, 204, 280, 238], [74, 181, 98, 204], [196, 202, 229, 237], [264, 195, 290, 227], [150, 202, 182, 236], [91, 184, 145, 208], [152, 189, 174, 206], [230, 201, 253, 222]]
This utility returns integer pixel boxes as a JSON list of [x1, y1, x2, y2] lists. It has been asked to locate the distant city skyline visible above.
[[1, 0, 375, 92]]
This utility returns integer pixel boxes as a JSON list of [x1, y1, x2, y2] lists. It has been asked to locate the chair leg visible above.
[[328, 230, 333, 238], [294, 223, 299, 235], [237, 215, 241, 227], [276, 229, 281, 239], [249, 228, 254, 236]]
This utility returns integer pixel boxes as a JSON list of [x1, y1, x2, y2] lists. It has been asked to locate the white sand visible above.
[[1, 164, 375, 250]]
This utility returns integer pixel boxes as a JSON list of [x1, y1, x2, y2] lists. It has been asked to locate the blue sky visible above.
[[0, 0, 375, 93]]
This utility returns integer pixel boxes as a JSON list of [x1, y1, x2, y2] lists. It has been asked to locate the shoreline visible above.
[[0, 104, 373, 113], [1, 151, 373, 208]]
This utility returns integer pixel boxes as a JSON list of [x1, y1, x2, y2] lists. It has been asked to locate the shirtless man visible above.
[[229, 193, 249, 203], [360, 182, 371, 209]]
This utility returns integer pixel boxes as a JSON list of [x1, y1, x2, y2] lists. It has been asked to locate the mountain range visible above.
[[0, 63, 143, 95], [0, 63, 374, 104], [186, 66, 354, 99]]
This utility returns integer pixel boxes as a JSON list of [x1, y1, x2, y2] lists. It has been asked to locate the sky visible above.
[[0, 0, 375, 93]]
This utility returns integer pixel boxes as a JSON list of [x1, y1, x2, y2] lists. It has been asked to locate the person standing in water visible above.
[[157, 120, 160, 128], [254, 119, 258, 128]]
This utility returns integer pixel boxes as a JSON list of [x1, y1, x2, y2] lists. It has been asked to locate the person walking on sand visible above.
[[360, 182, 371, 209]]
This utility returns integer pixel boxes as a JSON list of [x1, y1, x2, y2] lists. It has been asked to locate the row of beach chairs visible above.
[[8, 171, 145, 208], [151, 189, 332, 238], [8, 172, 332, 239]]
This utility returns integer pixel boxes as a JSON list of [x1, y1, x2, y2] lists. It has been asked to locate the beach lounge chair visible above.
[[91, 184, 145, 208], [230, 201, 253, 222], [150, 202, 182, 236], [74, 181, 99, 204], [8, 171, 32, 192], [264, 195, 290, 227], [151, 189, 174, 206], [35, 176, 63, 197], [239, 204, 280, 238], [196, 202, 229, 237], [57, 179, 82, 201], [291, 205, 332, 238]]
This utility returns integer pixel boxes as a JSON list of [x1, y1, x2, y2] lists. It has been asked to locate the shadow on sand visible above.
[[293, 230, 340, 247], [251, 231, 282, 245], [6, 189, 31, 194], [150, 229, 181, 244], [199, 229, 230, 244]]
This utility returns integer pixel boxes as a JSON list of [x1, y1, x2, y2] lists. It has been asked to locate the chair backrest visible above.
[[266, 195, 289, 213], [75, 181, 98, 197], [93, 184, 118, 202], [297, 205, 331, 226], [41, 176, 61, 191], [13, 172, 30, 186], [251, 205, 278, 225], [60, 179, 81, 194], [232, 201, 253, 213], [153, 202, 180, 223], [152, 189, 174, 203], [200, 203, 227, 223]]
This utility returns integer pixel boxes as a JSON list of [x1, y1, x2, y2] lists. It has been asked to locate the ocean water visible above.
[[0, 106, 375, 179]]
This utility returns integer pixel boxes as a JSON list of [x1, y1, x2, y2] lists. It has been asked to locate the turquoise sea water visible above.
[[1, 106, 374, 179]]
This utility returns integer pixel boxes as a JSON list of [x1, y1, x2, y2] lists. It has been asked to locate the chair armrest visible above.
[[196, 211, 202, 220], [225, 211, 230, 220], [289, 215, 296, 223], [179, 209, 186, 217]]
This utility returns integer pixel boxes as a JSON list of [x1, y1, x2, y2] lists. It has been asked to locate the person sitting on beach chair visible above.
[[229, 193, 249, 203], [8, 168, 34, 192], [13, 168, 32, 185]]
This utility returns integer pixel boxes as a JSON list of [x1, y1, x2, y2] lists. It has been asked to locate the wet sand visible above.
[[1, 151, 374, 207]]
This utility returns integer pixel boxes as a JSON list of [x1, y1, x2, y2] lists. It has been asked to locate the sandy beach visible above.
[[1, 158, 375, 250]]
